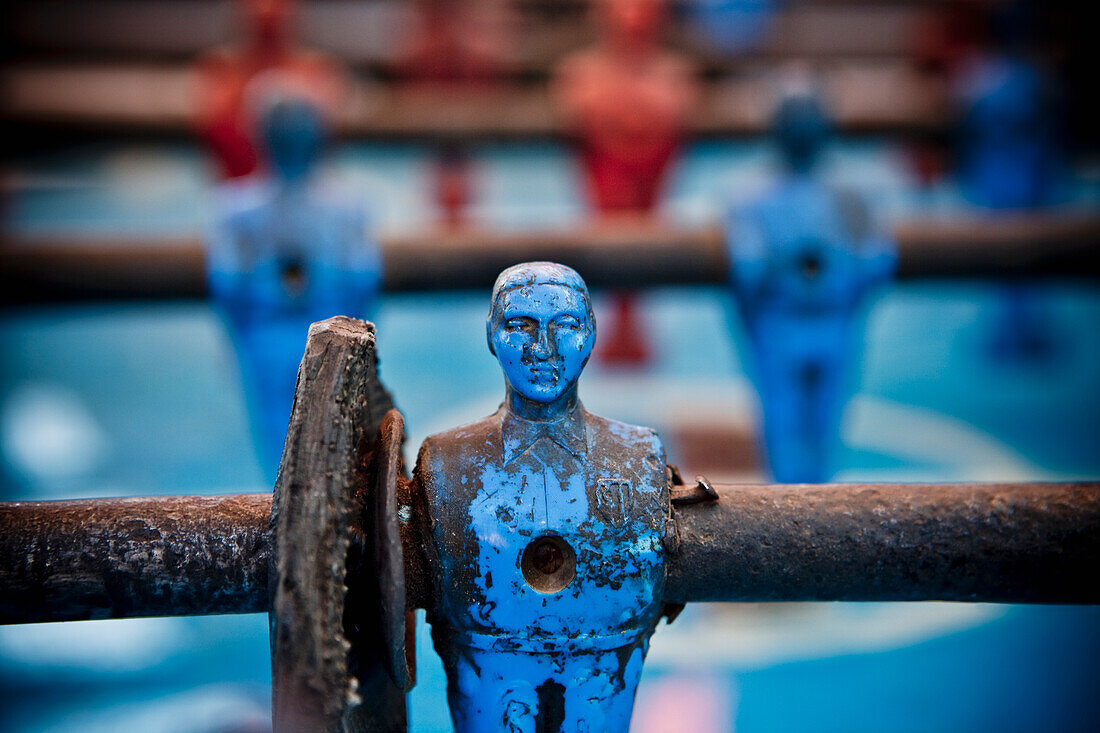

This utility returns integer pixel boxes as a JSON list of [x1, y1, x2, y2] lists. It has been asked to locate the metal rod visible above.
[[5, 480, 1098, 625], [665, 481, 1100, 605], [3, 64, 941, 139], [1, 4, 934, 87], [2, 213, 1098, 304], [0, 494, 271, 624], [382, 223, 726, 291]]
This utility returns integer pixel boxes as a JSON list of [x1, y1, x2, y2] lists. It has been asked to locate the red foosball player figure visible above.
[[554, 0, 698, 365], [194, 0, 345, 180], [398, 0, 514, 89], [398, 0, 516, 230]]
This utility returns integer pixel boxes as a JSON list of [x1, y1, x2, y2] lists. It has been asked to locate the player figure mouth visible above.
[[527, 362, 560, 383]]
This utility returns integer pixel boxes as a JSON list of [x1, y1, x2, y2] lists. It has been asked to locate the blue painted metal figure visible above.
[[957, 57, 1060, 211], [413, 263, 672, 732], [727, 94, 895, 483], [208, 95, 382, 479], [684, 0, 777, 56], [957, 46, 1064, 363]]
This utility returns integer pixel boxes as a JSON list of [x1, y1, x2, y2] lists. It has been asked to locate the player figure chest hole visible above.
[[280, 259, 307, 296], [521, 535, 577, 593], [799, 253, 822, 280]]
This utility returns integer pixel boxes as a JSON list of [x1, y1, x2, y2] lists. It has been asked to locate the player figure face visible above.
[[244, 0, 291, 35], [490, 283, 595, 405], [260, 98, 325, 182], [601, 0, 664, 47]]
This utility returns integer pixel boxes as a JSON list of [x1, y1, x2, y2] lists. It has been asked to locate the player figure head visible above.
[[257, 94, 326, 183], [488, 263, 596, 416], [772, 93, 831, 174]]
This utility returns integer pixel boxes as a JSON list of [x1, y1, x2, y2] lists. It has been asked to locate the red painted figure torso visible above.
[[554, 0, 697, 214]]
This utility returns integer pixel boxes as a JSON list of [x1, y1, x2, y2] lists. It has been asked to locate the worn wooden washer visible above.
[[268, 316, 409, 732]]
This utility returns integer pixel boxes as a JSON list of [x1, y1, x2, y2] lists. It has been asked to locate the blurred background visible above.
[[1, 0, 1098, 731]]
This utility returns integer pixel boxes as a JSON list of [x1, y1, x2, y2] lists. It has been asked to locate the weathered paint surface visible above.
[[727, 94, 895, 483], [412, 263, 671, 732]]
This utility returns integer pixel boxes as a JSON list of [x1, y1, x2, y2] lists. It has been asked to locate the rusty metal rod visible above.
[[2, 212, 1098, 304], [0, 494, 271, 624], [665, 481, 1100, 605], [4, 481, 1098, 626]]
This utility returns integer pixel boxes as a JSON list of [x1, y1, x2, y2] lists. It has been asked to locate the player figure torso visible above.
[[416, 407, 670, 653]]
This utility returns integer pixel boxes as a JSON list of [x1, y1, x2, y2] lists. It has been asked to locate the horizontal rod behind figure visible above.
[[0, 494, 272, 624], [664, 481, 1100, 605], [2, 212, 1099, 304]]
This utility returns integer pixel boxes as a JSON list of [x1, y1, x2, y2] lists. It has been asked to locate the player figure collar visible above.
[[500, 402, 588, 465]]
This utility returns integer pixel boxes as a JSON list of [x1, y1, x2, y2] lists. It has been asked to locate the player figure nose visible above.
[[531, 326, 554, 359]]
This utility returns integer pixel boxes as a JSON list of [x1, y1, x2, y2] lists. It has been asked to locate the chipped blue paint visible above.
[[727, 94, 896, 483], [207, 96, 381, 478], [414, 263, 671, 732]]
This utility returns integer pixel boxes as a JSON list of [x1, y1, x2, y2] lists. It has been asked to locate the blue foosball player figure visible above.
[[684, 0, 777, 57], [726, 93, 895, 483], [207, 93, 381, 480], [412, 262, 674, 732], [956, 54, 1060, 212], [956, 34, 1064, 365]]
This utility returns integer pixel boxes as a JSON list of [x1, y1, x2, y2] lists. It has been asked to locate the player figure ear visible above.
[[486, 319, 497, 356]]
